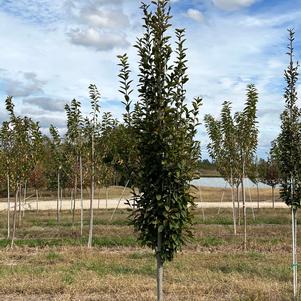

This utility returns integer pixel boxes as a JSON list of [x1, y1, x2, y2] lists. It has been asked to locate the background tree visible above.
[[258, 155, 280, 208], [235, 84, 259, 250], [87, 84, 101, 248], [49, 125, 63, 222], [205, 101, 240, 236], [275, 29, 301, 300], [65, 99, 84, 232]]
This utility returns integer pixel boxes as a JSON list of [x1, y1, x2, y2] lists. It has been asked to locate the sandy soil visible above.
[[0, 199, 287, 211]]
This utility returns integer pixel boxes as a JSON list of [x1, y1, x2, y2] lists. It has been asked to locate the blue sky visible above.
[[0, 0, 301, 159]]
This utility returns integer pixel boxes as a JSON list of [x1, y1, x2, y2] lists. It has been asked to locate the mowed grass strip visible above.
[[0, 208, 299, 300], [0, 247, 296, 300]]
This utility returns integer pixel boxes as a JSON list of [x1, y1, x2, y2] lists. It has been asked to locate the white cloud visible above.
[[212, 0, 257, 10], [23, 97, 67, 112], [79, 8, 129, 29], [68, 27, 129, 51], [186, 9, 204, 23], [0, 70, 45, 97], [66, 0, 131, 51]]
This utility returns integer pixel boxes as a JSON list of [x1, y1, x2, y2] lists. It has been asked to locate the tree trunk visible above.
[[60, 189, 63, 212], [199, 187, 205, 222], [80, 155, 83, 236], [36, 189, 39, 213], [106, 186, 109, 210], [70, 189, 73, 212], [157, 231, 164, 301], [7, 175, 10, 239], [22, 181, 27, 217], [18, 183, 22, 226], [292, 207, 298, 301], [256, 183, 260, 210], [88, 129, 95, 248], [242, 161, 247, 251], [272, 185, 275, 209], [11, 187, 19, 248], [237, 185, 241, 226], [248, 187, 256, 221], [57, 171, 60, 223], [72, 171, 78, 226], [230, 171, 236, 236]]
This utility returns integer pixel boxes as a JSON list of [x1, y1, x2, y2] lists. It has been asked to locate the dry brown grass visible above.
[[0, 208, 299, 300], [0, 186, 133, 203], [191, 186, 280, 203]]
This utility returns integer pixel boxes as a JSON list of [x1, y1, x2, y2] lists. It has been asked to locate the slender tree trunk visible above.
[[292, 207, 298, 301], [22, 181, 27, 217], [80, 155, 83, 236], [70, 189, 73, 212], [248, 187, 256, 221], [60, 189, 63, 212], [242, 161, 247, 251], [110, 179, 131, 221], [199, 187, 205, 222], [7, 175, 10, 239], [72, 171, 78, 226], [18, 183, 22, 226], [36, 189, 39, 213], [57, 171, 60, 223], [11, 187, 19, 248], [106, 186, 109, 210], [272, 185, 275, 209], [230, 171, 236, 236], [217, 183, 226, 215], [157, 231, 164, 301], [88, 131, 95, 248], [237, 185, 241, 226], [256, 183, 260, 210]]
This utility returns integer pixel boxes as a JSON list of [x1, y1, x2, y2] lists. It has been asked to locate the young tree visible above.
[[3, 97, 42, 247], [49, 125, 63, 223], [205, 101, 240, 236], [87, 84, 101, 248], [275, 29, 301, 300], [65, 99, 84, 232], [0, 120, 13, 238], [258, 156, 280, 208], [235, 84, 259, 250], [124, 2, 202, 299]]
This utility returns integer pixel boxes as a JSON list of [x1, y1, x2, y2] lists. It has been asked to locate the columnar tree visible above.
[[125, 1, 202, 299], [0, 120, 14, 238], [3, 97, 42, 246], [205, 85, 258, 248], [235, 84, 258, 250], [49, 125, 63, 222], [87, 84, 101, 248], [205, 101, 240, 235], [65, 99, 84, 231], [275, 29, 301, 300]]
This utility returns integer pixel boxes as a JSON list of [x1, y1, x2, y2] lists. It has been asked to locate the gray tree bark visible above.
[[7, 175, 10, 239], [157, 231, 163, 301]]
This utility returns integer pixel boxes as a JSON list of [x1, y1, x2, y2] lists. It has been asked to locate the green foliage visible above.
[[275, 29, 301, 209], [128, 0, 202, 262], [0, 97, 43, 190], [205, 85, 258, 186], [257, 156, 280, 188]]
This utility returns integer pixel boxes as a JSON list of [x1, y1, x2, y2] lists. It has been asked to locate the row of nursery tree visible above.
[[0, 0, 300, 300]]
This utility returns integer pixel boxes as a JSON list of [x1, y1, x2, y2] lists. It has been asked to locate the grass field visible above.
[[0, 205, 299, 300], [191, 186, 280, 203]]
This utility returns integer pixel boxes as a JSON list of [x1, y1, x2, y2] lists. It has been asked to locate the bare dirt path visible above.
[[0, 199, 287, 211]]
